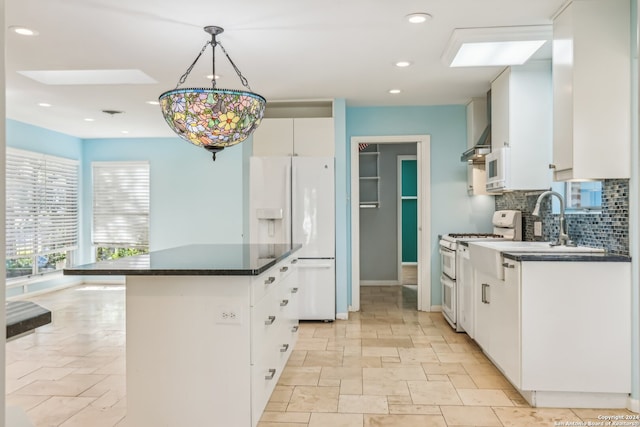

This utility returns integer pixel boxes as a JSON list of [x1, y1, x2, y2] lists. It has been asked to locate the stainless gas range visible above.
[[439, 210, 522, 334]]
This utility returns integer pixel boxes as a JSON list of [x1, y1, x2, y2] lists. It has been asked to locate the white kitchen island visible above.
[[468, 242, 632, 409], [65, 244, 300, 427]]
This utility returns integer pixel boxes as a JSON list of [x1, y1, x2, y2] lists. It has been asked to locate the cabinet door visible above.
[[491, 68, 510, 149], [293, 118, 334, 156], [490, 260, 521, 388], [474, 271, 492, 351], [252, 118, 294, 156]]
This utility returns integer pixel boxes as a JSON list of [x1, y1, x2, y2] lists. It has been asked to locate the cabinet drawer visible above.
[[251, 290, 282, 364], [251, 266, 280, 306], [251, 360, 281, 425]]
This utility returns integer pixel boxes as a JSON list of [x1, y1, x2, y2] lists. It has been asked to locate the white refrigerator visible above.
[[250, 156, 335, 321]]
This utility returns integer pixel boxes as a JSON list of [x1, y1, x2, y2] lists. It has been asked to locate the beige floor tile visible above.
[[362, 347, 399, 358], [338, 395, 388, 414], [287, 386, 339, 412], [462, 362, 502, 376], [5, 394, 50, 412], [303, 351, 344, 367], [59, 404, 127, 427], [440, 405, 502, 426], [363, 367, 426, 381], [321, 367, 362, 381], [6, 360, 45, 379], [471, 374, 515, 390], [362, 380, 410, 396], [431, 343, 453, 353], [26, 396, 96, 426], [407, 380, 463, 405], [364, 414, 447, 427], [257, 423, 308, 427], [361, 338, 414, 348], [456, 389, 514, 406], [449, 374, 477, 389], [426, 374, 449, 382], [380, 356, 401, 364], [421, 362, 467, 375], [260, 411, 311, 423], [14, 373, 107, 397], [340, 379, 363, 395], [342, 356, 382, 368], [278, 367, 322, 386], [319, 379, 341, 387], [308, 412, 363, 427], [264, 401, 289, 412], [397, 348, 439, 364], [269, 385, 295, 403], [493, 407, 582, 427], [295, 338, 329, 351], [387, 395, 413, 404], [388, 404, 441, 415], [436, 352, 482, 364]]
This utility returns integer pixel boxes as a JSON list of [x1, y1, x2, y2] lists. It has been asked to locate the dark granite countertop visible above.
[[64, 243, 301, 276], [502, 251, 630, 262]]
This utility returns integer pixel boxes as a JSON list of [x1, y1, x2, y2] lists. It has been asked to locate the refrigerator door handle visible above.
[[285, 160, 292, 244]]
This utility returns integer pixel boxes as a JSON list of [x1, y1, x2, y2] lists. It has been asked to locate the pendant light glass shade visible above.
[[159, 26, 266, 161]]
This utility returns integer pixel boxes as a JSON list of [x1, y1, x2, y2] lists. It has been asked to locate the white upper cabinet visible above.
[[489, 61, 553, 192], [552, 0, 630, 181], [252, 117, 335, 157]]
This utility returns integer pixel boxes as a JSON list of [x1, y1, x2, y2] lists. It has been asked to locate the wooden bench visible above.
[[6, 301, 52, 340]]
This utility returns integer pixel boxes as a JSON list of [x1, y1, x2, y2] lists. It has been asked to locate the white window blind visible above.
[[92, 161, 150, 247], [5, 148, 79, 259]]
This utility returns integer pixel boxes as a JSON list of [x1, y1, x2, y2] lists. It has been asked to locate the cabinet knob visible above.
[[265, 368, 277, 380], [549, 164, 556, 169], [502, 262, 515, 269], [265, 276, 276, 285], [264, 315, 276, 325], [280, 343, 290, 352], [280, 299, 289, 307], [280, 266, 289, 273], [291, 325, 299, 333], [291, 287, 299, 294], [291, 259, 298, 264]]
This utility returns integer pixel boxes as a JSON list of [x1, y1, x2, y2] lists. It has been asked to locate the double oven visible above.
[[439, 210, 522, 332]]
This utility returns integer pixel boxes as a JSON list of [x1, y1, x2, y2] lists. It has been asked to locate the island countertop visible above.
[[63, 243, 301, 276]]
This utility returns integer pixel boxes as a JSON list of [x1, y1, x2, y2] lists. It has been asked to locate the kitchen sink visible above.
[[467, 241, 604, 279]]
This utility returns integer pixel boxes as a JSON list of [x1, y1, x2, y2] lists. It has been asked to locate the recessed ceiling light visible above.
[[146, 100, 160, 105], [395, 61, 411, 68], [37, 102, 51, 107], [10, 26, 39, 36], [84, 118, 95, 122], [121, 130, 129, 134], [389, 89, 401, 94], [405, 13, 432, 24], [441, 25, 552, 67]]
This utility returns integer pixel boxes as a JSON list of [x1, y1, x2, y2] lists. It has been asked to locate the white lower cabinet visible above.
[[473, 258, 630, 408], [126, 255, 299, 427]]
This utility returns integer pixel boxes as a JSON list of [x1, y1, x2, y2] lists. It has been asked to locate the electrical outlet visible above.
[[534, 221, 542, 237], [214, 305, 242, 325]]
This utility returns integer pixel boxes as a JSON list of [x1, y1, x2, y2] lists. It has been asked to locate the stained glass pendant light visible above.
[[159, 26, 266, 161]]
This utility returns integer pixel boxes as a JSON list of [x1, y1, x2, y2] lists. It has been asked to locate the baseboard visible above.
[[430, 305, 442, 312], [6, 279, 83, 301], [360, 280, 400, 286], [81, 277, 126, 285], [629, 396, 640, 413], [336, 312, 348, 320], [401, 262, 418, 266]]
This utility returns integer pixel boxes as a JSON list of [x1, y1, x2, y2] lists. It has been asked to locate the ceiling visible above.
[[5, 0, 566, 139]]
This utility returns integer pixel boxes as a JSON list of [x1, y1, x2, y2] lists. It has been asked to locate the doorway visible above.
[[350, 135, 431, 312]]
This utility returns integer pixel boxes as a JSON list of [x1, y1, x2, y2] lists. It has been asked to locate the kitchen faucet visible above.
[[532, 190, 575, 247]]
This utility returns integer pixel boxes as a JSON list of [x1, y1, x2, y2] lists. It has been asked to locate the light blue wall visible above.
[[342, 106, 495, 308], [81, 137, 245, 263]]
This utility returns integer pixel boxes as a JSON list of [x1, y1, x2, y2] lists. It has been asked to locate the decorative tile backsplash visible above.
[[495, 179, 629, 255]]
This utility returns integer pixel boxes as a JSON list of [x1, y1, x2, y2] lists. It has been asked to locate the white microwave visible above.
[[485, 147, 510, 192]]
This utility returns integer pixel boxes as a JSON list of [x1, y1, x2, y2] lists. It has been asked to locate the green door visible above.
[[401, 159, 417, 263]]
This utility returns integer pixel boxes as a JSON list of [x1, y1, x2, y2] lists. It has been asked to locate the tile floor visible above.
[[5, 283, 637, 426]]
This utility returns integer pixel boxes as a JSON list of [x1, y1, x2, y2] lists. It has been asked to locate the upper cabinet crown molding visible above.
[[551, 0, 631, 181]]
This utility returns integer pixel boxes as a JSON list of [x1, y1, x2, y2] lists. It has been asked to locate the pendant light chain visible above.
[[176, 40, 211, 89], [216, 40, 252, 91]]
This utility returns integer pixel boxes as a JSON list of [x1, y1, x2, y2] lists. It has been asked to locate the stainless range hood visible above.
[[461, 91, 491, 163]]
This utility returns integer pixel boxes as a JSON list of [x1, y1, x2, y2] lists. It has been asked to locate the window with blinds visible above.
[[92, 161, 150, 249], [5, 148, 79, 278]]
